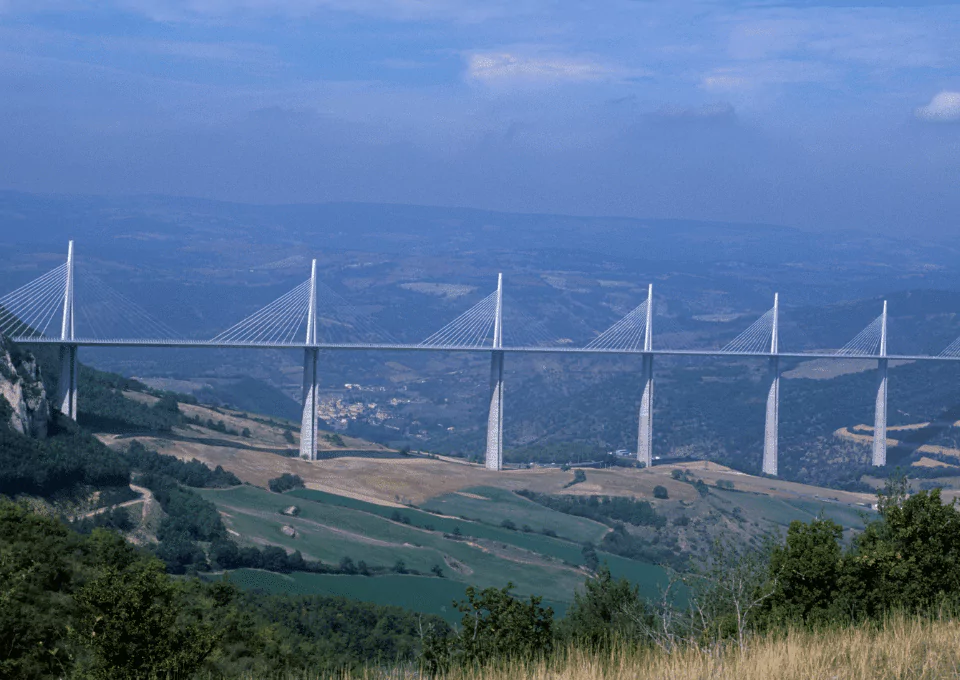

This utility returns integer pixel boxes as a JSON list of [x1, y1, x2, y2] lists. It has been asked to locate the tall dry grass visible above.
[[445, 615, 960, 680], [327, 614, 960, 680]]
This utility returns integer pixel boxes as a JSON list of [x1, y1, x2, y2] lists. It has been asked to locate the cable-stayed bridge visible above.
[[4, 242, 955, 475]]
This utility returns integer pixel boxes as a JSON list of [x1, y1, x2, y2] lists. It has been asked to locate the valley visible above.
[[87, 385, 897, 621]]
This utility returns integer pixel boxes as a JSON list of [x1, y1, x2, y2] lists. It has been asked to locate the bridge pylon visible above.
[[485, 274, 504, 471], [637, 284, 654, 468], [300, 259, 320, 461], [57, 241, 78, 420], [763, 293, 780, 476], [873, 300, 888, 467]]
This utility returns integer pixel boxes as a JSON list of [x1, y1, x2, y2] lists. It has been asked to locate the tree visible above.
[[73, 558, 218, 680], [211, 540, 242, 570], [153, 393, 180, 414], [424, 583, 553, 671], [560, 564, 642, 648], [653, 485, 669, 499], [766, 518, 843, 626], [842, 484, 960, 617], [0, 499, 76, 679], [581, 543, 600, 572], [268, 473, 305, 493]]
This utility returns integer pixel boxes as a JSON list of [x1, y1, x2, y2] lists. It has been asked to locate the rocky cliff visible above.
[[0, 335, 50, 438]]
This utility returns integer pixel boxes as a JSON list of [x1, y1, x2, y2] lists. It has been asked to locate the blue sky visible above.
[[0, 1, 958, 235]]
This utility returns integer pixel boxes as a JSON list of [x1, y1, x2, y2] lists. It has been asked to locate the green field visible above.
[[419, 486, 609, 544], [199, 486, 588, 602], [287, 487, 599, 564], [198, 485, 671, 610], [709, 488, 873, 530]]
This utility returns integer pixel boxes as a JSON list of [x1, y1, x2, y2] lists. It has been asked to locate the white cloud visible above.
[[700, 60, 835, 93], [465, 52, 613, 86], [915, 91, 960, 122]]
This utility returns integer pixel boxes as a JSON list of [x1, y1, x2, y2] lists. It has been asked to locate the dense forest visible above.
[[0, 498, 450, 679]]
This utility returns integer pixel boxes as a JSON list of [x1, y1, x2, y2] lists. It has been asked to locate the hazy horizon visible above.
[[1, 2, 959, 236]]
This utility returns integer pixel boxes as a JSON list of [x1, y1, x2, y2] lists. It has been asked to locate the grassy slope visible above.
[[419, 486, 609, 544], [199, 486, 594, 604], [199, 485, 672, 617], [286, 488, 595, 564]]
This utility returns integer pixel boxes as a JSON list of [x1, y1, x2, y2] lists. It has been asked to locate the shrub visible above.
[[653, 485, 669, 499], [268, 473, 305, 493]]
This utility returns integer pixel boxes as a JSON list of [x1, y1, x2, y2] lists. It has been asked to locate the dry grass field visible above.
[[323, 615, 960, 680], [783, 358, 913, 380], [444, 616, 960, 680], [99, 392, 880, 511]]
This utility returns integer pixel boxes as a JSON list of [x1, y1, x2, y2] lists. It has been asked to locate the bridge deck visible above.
[[10, 337, 958, 362]]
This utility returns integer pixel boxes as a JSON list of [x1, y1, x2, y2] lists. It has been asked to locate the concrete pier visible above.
[[637, 354, 654, 468], [485, 350, 504, 470], [485, 274, 504, 471], [762, 356, 780, 476], [299, 259, 320, 461], [57, 240, 77, 419], [57, 344, 78, 419], [762, 294, 780, 476], [873, 300, 889, 467], [637, 284, 654, 467], [300, 348, 319, 460]]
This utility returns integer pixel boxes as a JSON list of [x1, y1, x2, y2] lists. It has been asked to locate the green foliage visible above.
[[0, 414, 130, 498], [653, 485, 669, 499], [424, 583, 553, 672], [560, 564, 643, 648], [268, 473, 305, 493], [73, 557, 218, 679], [0, 499, 76, 679], [146, 474, 226, 543], [0, 497, 449, 678], [517, 490, 666, 529], [77, 366, 183, 434], [322, 432, 346, 447], [581, 544, 600, 572], [764, 477, 960, 627], [599, 523, 685, 569], [842, 484, 960, 618], [123, 440, 240, 488], [213, 589, 449, 676], [767, 518, 844, 626]]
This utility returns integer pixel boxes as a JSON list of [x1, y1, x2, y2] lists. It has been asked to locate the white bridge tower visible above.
[[300, 259, 320, 460], [485, 274, 505, 470], [57, 240, 78, 420]]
